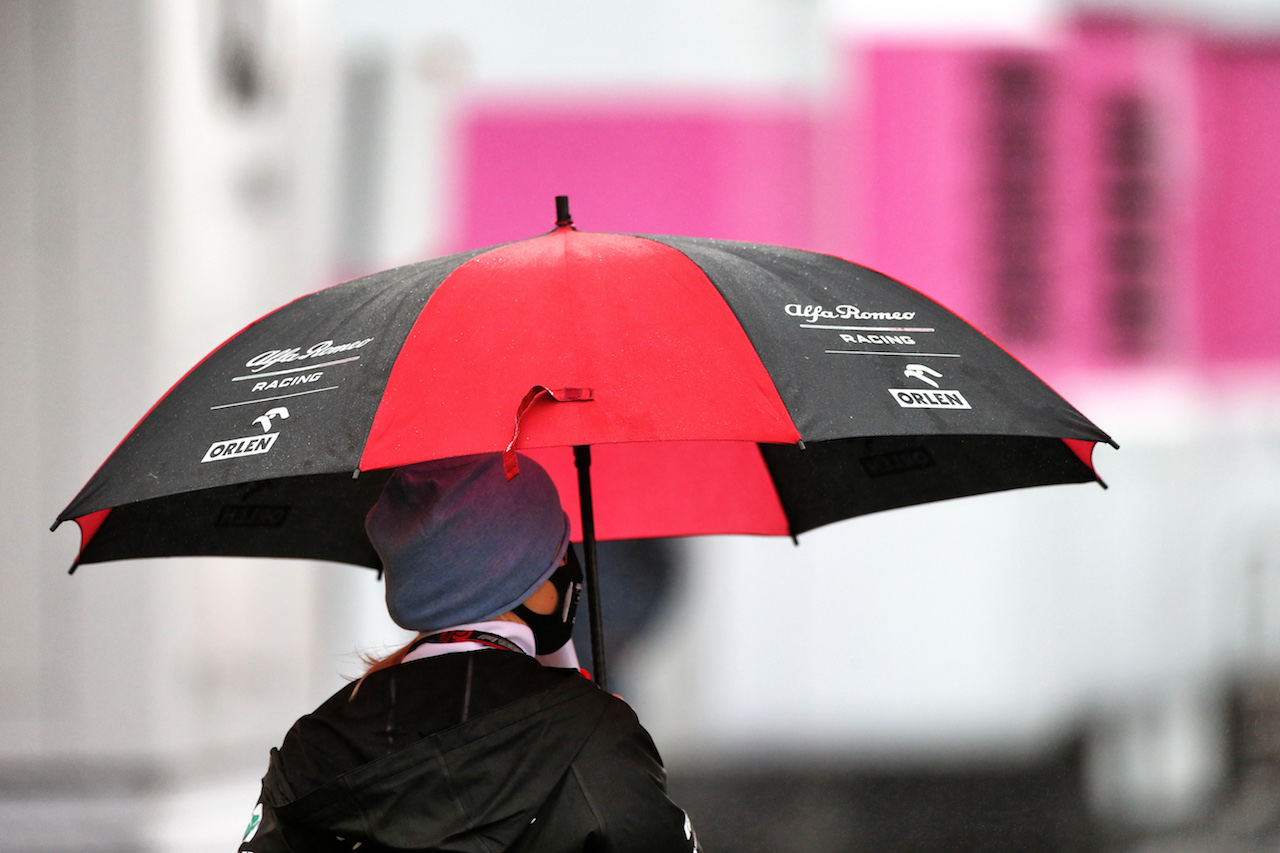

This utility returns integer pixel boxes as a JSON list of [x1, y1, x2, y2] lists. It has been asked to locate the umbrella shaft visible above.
[[574, 445, 608, 693]]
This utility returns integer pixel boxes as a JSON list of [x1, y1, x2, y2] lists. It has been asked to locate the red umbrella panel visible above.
[[57, 224, 1114, 570]]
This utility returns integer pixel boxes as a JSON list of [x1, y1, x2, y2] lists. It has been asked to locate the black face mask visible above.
[[514, 544, 583, 655]]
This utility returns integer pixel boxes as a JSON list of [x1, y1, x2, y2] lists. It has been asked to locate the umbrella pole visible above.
[[573, 445, 608, 692]]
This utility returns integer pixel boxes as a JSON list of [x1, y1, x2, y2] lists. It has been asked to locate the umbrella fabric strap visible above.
[[504, 385, 594, 480], [408, 630, 526, 656]]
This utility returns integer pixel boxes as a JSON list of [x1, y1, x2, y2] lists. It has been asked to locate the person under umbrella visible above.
[[239, 452, 699, 852]]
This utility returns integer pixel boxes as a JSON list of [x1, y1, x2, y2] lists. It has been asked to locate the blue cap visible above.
[[365, 453, 572, 633]]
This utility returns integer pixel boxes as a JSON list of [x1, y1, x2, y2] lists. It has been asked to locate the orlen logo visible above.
[[889, 365, 970, 409], [888, 388, 971, 410], [202, 407, 288, 463]]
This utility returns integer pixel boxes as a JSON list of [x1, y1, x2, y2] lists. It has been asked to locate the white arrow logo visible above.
[[903, 364, 942, 388], [253, 406, 290, 433]]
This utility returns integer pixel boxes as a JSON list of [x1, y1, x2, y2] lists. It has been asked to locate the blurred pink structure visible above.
[[1195, 35, 1280, 364], [454, 16, 1280, 380], [455, 101, 815, 248]]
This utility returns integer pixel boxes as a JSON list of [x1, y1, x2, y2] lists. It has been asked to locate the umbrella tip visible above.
[[555, 195, 573, 228]]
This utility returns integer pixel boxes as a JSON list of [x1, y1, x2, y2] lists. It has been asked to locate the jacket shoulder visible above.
[[511, 696, 700, 853]]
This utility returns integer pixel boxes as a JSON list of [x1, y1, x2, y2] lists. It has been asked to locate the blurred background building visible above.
[[3, 0, 1280, 850]]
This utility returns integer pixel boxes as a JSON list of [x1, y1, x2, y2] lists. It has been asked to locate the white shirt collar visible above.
[[399, 620, 582, 671], [401, 620, 536, 663]]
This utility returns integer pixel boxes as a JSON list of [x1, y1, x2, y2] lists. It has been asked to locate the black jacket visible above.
[[240, 650, 699, 852]]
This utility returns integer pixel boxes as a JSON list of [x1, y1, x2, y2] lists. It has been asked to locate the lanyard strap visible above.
[[408, 629, 526, 656]]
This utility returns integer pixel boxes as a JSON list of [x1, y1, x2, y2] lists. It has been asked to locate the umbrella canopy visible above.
[[54, 200, 1115, 686], [57, 207, 1113, 566]]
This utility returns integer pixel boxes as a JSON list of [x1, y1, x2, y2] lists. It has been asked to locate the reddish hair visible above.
[[350, 635, 422, 699]]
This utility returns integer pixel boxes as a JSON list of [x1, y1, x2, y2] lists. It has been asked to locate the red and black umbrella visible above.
[[55, 198, 1114, 688]]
